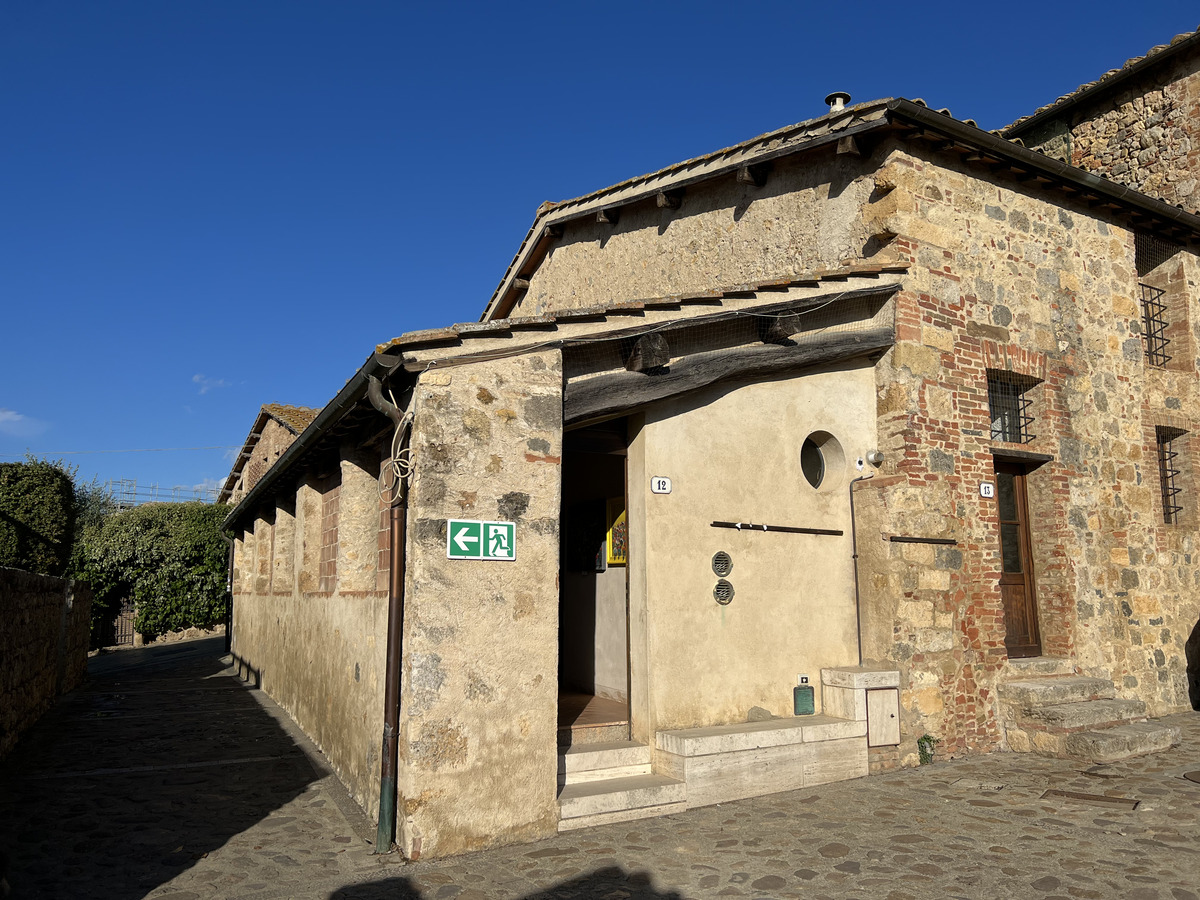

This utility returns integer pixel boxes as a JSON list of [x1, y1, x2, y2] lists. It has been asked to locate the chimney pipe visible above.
[[825, 91, 852, 113]]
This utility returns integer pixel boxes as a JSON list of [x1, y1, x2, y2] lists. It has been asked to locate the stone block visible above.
[[823, 666, 901, 690], [1064, 723, 1181, 763], [999, 676, 1115, 710]]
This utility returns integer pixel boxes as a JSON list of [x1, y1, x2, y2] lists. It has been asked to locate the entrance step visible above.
[[1065, 723, 1182, 763], [1003, 656, 1077, 678], [558, 741, 651, 787], [557, 774, 686, 832], [557, 722, 630, 748], [998, 676, 1114, 710], [998, 672, 1180, 763], [1020, 698, 1146, 731]]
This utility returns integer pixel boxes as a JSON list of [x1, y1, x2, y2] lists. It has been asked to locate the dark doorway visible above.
[[995, 461, 1042, 658], [557, 420, 630, 745]]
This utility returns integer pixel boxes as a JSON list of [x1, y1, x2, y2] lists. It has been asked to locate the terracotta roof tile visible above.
[[1005, 29, 1200, 133], [262, 404, 321, 435]]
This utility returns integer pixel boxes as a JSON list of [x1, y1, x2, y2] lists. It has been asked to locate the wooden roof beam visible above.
[[657, 189, 684, 210]]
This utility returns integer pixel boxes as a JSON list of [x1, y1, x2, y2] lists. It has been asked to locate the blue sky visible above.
[[3, 1, 1197, 497]]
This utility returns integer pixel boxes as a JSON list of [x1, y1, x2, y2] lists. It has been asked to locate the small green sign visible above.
[[447, 519, 515, 561]]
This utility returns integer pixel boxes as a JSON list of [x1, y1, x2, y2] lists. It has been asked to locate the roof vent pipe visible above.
[[825, 91, 852, 113]]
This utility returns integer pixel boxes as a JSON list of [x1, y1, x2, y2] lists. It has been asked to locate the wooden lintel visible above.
[[597, 207, 620, 225], [565, 328, 894, 426], [625, 333, 671, 372], [657, 189, 684, 210], [736, 162, 771, 187]]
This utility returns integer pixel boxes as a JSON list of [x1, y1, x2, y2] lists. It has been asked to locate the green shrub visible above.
[[0, 460, 76, 576], [78, 502, 230, 641]]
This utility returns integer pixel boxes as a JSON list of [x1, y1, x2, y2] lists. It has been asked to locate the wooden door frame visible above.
[[994, 460, 1042, 658]]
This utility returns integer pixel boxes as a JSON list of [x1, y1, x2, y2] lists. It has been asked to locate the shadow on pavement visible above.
[[330, 867, 684, 900], [0, 636, 320, 899]]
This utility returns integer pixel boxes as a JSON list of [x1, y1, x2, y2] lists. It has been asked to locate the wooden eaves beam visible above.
[[564, 328, 895, 426]]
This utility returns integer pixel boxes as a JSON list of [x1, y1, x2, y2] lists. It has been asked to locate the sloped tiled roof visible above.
[[217, 403, 321, 503], [1005, 28, 1200, 135], [262, 403, 320, 435]]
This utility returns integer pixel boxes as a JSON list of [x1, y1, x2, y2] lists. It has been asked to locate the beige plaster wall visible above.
[[628, 362, 878, 736], [231, 589, 387, 814], [515, 147, 876, 314], [398, 350, 563, 859]]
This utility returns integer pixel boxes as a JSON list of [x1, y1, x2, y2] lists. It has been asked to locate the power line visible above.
[[0, 445, 239, 458]]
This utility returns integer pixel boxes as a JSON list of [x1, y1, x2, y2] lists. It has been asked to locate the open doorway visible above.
[[558, 419, 630, 746]]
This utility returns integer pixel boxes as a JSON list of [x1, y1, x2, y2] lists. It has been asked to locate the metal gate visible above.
[[113, 600, 136, 646]]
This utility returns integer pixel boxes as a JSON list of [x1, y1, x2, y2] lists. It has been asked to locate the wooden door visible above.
[[995, 462, 1041, 658]]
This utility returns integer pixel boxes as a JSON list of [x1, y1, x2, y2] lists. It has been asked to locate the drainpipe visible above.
[[376, 499, 407, 853], [848, 451, 883, 666], [369, 375, 411, 854]]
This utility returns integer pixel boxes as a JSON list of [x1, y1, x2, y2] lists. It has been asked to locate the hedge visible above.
[[0, 460, 76, 576], [78, 502, 230, 640]]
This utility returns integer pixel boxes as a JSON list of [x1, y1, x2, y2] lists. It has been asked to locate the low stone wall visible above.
[[0, 567, 92, 757]]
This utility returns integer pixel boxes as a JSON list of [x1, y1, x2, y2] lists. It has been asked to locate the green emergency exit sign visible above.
[[446, 519, 516, 561]]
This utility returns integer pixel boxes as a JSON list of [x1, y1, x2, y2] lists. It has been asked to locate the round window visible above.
[[800, 431, 845, 491], [801, 437, 825, 488]]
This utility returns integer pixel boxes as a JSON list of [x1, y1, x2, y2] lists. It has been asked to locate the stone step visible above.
[[999, 676, 1115, 710], [557, 722, 630, 748], [1003, 657, 1077, 678], [1064, 722, 1182, 764], [558, 741, 652, 786], [557, 774, 685, 822], [1019, 698, 1147, 732]]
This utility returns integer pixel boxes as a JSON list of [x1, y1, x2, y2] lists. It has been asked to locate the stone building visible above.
[[223, 35, 1200, 860], [218, 404, 319, 506]]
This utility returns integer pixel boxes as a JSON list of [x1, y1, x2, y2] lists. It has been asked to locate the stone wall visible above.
[[231, 449, 389, 821], [514, 147, 876, 315], [1, 567, 92, 757], [860, 141, 1200, 762], [1018, 49, 1200, 213], [398, 350, 563, 859]]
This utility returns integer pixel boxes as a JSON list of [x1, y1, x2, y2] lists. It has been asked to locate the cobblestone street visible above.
[[2, 637, 1198, 899]]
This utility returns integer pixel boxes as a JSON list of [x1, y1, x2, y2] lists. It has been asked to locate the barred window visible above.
[[987, 370, 1039, 444], [1156, 426, 1187, 525], [1140, 282, 1172, 367], [1135, 232, 1181, 368]]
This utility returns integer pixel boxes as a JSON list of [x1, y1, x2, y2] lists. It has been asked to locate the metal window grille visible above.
[[1140, 283, 1172, 367], [1156, 426, 1187, 525], [1135, 232, 1181, 277], [987, 370, 1037, 444]]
